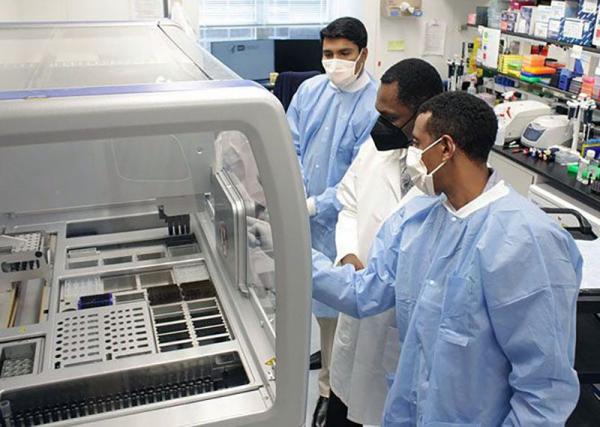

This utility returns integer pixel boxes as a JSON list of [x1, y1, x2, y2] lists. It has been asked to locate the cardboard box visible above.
[[530, 6, 554, 35], [560, 17, 595, 45], [501, 10, 518, 32], [382, 0, 423, 17], [580, 0, 599, 15], [502, 10, 519, 22], [575, 0, 598, 45], [593, 5, 600, 45], [550, 1, 579, 19], [579, 0, 598, 21], [548, 17, 563, 38], [516, 6, 534, 33], [510, 0, 537, 10], [535, 21, 550, 38]]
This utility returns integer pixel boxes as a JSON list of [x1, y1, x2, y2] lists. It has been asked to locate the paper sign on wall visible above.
[[387, 40, 406, 51], [481, 27, 501, 69], [423, 21, 446, 56]]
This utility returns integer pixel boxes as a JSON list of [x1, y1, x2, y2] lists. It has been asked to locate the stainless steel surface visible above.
[[212, 171, 249, 295], [52, 302, 156, 369], [0, 232, 49, 283], [0, 215, 265, 426]]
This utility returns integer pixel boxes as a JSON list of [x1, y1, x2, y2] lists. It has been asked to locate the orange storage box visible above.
[[522, 65, 556, 75], [522, 55, 546, 68]]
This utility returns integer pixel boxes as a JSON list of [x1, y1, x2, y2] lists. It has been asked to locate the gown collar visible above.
[[442, 170, 509, 219]]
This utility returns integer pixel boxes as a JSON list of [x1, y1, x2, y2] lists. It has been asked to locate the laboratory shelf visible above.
[[479, 63, 586, 105], [495, 71, 577, 100], [466, 24, 600, 55]]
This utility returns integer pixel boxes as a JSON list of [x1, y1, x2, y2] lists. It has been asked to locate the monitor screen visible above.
[[211, 40, 275, 81], [274, 39, 323, 74]]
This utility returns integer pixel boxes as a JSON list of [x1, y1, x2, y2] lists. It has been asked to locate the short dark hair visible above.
[[320, 17, 368, 50], [417, 92, 497, 162], [381, 59, 443, 111]]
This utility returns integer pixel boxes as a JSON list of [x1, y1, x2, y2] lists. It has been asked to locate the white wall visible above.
[[356, 0, 488, 79]]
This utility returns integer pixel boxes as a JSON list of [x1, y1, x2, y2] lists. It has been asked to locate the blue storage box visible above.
[[559, 68, 574, 91], [559, 17, 595, 45], [576, 0, 597, 45]]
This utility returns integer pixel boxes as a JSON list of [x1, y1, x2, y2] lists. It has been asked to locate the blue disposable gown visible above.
[[312, 181, 582, 426], [288, 73, 378, 317]]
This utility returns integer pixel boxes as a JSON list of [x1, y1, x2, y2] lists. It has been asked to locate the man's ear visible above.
[[441, 135, 457, 162]]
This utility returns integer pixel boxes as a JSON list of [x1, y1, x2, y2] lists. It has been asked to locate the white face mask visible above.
[[322, 50, 363, 89], [405, 136, 448, 196]]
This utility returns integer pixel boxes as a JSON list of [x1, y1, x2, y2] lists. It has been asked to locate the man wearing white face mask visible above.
[[328, 59, 443, 427], [286, 17, 378, 427], [312, 92, 582, 426]]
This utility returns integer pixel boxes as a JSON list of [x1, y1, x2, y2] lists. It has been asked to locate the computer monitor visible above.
[[211, 39, 275, 81], [274, 39, 323, 73]]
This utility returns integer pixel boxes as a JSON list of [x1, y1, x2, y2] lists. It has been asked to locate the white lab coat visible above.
[[331, 138, 421, 425]]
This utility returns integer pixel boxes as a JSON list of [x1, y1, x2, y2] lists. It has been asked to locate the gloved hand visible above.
[[247, 217, 273, 252], [306, 197, 317, 217]]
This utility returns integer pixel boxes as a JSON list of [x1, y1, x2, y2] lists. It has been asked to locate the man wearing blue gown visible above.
[[312, 92, 582, 426], [286, 17, 378, 425]]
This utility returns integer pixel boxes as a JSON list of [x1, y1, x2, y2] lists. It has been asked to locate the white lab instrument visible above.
[[0, 21, 310, 427], [567, 94, 597, 152], [494, 100, 552, 145], [521, 114, 574, 149], [447, 43, 466, 92]]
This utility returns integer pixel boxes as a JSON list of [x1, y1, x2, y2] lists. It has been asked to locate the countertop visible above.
[[491, 145, 600, 212]]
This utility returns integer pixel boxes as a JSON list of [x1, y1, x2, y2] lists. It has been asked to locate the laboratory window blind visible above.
[[198, 0, 330, 44]]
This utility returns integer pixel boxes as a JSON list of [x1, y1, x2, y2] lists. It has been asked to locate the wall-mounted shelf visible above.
[[492, 70, 577, 99], [477, 65, 600, 107], [466, 24, 600, 55]]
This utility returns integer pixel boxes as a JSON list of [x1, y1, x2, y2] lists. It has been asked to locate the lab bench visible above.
[[490, 146, 600, 212], [489, 146, 600, 425]]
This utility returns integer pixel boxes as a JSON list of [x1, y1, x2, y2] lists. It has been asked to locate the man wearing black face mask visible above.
[[327, 59, 443, 426]]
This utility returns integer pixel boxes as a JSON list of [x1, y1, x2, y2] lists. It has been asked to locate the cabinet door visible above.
[[489, 152, 540, 196]]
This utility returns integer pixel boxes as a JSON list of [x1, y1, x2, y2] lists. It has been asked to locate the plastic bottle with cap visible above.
[[594, 65, 600, 100], [577, 150, 596, 183], [587, 152, 599, 183]]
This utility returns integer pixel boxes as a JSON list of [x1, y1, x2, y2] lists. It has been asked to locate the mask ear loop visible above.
[[423, 135, 452, 176], [422, 135, 445, 154], [354, 49, 365, 76]]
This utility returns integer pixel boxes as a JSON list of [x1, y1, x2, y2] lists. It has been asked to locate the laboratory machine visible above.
[[494, 100, 552, 145], [0, 21, 311, 427], [521, 115, 573, 149]]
